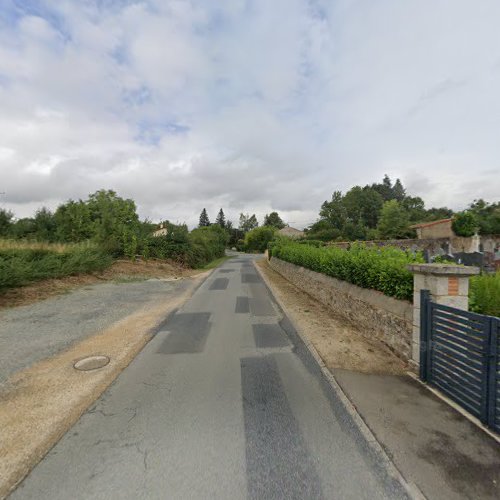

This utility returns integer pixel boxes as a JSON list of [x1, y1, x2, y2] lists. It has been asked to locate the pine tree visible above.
[[215, 208, 226, 228], [199, 208, 210, 227]]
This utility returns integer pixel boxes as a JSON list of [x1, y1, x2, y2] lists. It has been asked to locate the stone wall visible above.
[[269, 257, 413, 360]]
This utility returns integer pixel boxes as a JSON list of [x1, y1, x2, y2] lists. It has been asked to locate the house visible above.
[[410, 218, 453, 239], [277, 226, 304, 239], [152, 223, 168, 237]]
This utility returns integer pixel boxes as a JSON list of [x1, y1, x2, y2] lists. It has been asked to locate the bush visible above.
[[469, 272, 500, 317], [187, 225, 228, 267], [271, 240, 423, 301], [244, 226, 276, 253], [452, 212, 477, 237], [0, 241, 112, 291]]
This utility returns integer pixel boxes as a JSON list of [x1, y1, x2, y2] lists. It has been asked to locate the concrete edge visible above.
[[0, 271, 212, 500], [253, 258, 426, 500], [406, 372, 500, 444]]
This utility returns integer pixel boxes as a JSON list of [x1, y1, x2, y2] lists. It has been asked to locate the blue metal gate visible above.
[[420, 289, 500, 433]]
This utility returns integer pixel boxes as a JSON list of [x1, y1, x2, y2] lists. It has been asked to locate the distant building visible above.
[[277, 226, 304, 239], [153, 223, 168, 237], [410, 219, 453, 239]]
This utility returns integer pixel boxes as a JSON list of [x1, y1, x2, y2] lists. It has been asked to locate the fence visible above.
[[420, 289, 500, 433]]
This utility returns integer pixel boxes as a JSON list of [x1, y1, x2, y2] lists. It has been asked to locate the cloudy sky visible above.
[[0, 0, 499, 228]]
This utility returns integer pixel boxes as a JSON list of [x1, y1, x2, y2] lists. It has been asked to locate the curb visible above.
[[254, 258, 426, 500]]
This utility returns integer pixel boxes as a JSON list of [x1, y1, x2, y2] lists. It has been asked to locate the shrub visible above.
[[0, 241, 112, 291], [244, 226, 276, 253], [452, 212, 477, 237], [271, 240, 423, 301], [469, 272, 500, 317]]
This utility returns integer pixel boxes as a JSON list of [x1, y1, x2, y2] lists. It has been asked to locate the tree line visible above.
[[305, 175, 500, 241]]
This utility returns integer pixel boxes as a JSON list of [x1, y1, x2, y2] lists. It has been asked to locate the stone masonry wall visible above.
[[269, 257, 413, 360]]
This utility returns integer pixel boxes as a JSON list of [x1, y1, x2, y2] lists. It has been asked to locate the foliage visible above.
[[198, 208, 210, 227], [469, 272, 500, 317], [244, 226, 276, 253], [377, 200, 410, 239], [466, 199, 500, 235], [188, 225, 228, 267], [452, 212, 477, 237], [271, 239, 423, 301], [0, 208, 13, 236], [215, 208, 226, 228], [239, 213, 258, 232], [263, 211, 285, 229], [0, 241, 112, 291], [307, 175, 460, 243]]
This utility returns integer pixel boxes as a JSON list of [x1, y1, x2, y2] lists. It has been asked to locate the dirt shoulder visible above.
[[0, 258, 200, 310], [256, 257, 500, 500], [256, 258, 406, 375], [0, 270, 209, 500]]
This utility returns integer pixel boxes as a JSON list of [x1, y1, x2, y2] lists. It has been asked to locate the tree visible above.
[[377, 200, 410, 239], [244, 226, 276, 252], [54, 200, 92, 242], [319, 191, 347, 231], [198, 208, 210, 227], [215, 208, 226, 228], [467, 199, 500, 235], [371, 174, 394, 201], [343, 186, 384, 229], [0, 208, 13, 236], [263, 211, 285, 229], [239, 213, 258, 232], [33, 207, 57, 242], [452, 212, 478, 237], [86, 190, 140, 255], [392, 179, 406, 201]]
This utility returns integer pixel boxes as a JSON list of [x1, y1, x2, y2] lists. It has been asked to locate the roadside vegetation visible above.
[[469, 272, 500, 317], [0, 241, 112, 291], [270, 238, 423, 301]]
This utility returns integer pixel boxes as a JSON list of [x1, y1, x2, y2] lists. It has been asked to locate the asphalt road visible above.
[[11, 255, 411, 499]]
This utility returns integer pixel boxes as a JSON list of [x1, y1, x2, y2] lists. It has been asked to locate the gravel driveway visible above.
[[0, 278, 191, 385]]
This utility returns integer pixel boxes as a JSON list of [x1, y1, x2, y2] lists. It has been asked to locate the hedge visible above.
[[270, 240, 423, 301]]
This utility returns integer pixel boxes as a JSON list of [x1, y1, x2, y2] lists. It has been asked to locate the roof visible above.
[[278, 227, 304, 235], [409, 218, 452, 229]]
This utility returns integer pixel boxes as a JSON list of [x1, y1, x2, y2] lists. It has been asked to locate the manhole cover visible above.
[[74, 355, 110, 371]]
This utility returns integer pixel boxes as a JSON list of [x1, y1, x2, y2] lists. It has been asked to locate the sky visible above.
[[0, 0, 499, 229]]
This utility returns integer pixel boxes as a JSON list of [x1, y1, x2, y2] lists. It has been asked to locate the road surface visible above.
[[11, 255, 410, 499]]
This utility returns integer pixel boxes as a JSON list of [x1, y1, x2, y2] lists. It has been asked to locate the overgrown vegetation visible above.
[[244, 226, 276, 253], [469, 272, 500, 317], [270, 239, 423, 301], [0, 240, 112, 291]]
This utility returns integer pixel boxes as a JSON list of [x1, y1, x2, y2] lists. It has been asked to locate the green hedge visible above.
[[0, 243, 112, 291], [271, 240, 423, 301], [469, 272, 500, 317]]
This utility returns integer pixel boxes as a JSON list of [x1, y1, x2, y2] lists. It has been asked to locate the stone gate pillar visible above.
[[407, 263, 479, 368]]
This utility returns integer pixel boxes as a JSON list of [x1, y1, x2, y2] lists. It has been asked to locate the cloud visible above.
[[0, 0, 499, 228]]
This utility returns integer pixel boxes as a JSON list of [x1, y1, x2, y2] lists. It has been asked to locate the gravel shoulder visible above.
[[0, 277, 187, 384], [0, 270, 209, 499]]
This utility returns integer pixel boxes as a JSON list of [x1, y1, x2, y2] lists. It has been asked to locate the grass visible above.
[[469, 272, 500, 317], [0, 239, 113, 292], [200, 255, 234, 270]]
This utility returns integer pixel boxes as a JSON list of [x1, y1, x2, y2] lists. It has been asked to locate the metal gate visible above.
[[420, 289, 500, 433]]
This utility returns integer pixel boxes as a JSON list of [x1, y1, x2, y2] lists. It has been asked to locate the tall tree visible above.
[[239, 213, 258, 232], [392, 179, 406, 201], [198, 208, 210, 227], [319, 191, 347, 231], [263, 211, 285, 229], [0, 208, 13, 236], [377, 200, 410, 239], [215, 208, 226, 228]]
